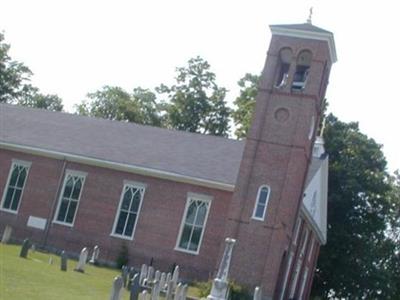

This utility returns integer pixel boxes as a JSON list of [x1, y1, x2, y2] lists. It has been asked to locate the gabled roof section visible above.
[[0, 104, 244, 190], [270, 22, 337, 63]]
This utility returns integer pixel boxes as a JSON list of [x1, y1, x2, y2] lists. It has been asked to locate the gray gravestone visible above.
[[1, 225, 12, 244], [147, 266, 154, 283], [173, 283, 182, 300], [19, 238, 30, 258], [89, 245, 100, 265], [122, 265, 129, 288], [110, 276, 124, 300], [181, 284, 188, 300], [138, 290, 148, 300], [130, 273, 141, 300], [150, 279, 160, 300], [207, 238, 236, 300], [171, 266, 179, 290], [127, 267, 136, 290], [139, 264, 148, 286], [253, 286, 261, 300], [61, 250, 68, 271], [165, 279, 174, 300], [159, 272, 166, 291], [74, 247, 88, 273]]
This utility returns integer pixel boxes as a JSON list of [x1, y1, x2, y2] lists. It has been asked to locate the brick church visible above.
[[0, 21, 335, 299]]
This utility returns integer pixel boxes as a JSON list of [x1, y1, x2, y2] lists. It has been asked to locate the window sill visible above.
[[0, 208, 18, 215], [251, 216, 265, 222], [110, 233, 134, 241], [174, 246, 199, 256], [52, 220, 74, 227]]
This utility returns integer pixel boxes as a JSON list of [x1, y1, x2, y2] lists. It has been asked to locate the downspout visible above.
[[42, 157, 67, 248]]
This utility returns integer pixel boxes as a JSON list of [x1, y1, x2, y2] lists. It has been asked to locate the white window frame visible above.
[[110, 180, 146, 241], [53, 170, 87, 227], [251, 185, 271, 221], [175, 192, 212, 255], [279, 251, 294, 300], [289, 228, 310, 298], [0, 159, 31, 214], [293, 218, 302, 245]]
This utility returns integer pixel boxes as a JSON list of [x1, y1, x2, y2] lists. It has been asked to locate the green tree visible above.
[[232, 73, 259, 139], [157, 56, 231, 137], [17, 90, 63, 111], [75, 86, 162, 126], [311, 114, 400, 299], [0, 32, 34, 103]]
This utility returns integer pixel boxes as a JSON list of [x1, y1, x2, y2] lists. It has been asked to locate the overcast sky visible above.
[[2, 0, 399, 173]]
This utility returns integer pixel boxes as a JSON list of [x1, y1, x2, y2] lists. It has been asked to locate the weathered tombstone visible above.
[[1, 225, 12, 244], [31, 243, 36, 253], [165, 279, 174, 300], [130, 273, 141, 300], [181, 284, 188, 300], [165, 273, 172, 287], [207, 238, 236, 300], [127, 267, 137, 290], [253, 286, 261, 300], [150, 280, 160, 300], [154, 270, 161, 282], [122, 265, 130, 288], [74, 247, 88, 273], [171, 266, 179, 290], [159, 272, 166, 291], [139, 264, 148, 286], [19, 238, 30, 258], [48, 256, 53, 264], [89, 245, 100, 265], [61, 250, 68, 271], [138, 290, 148, 300], [110, 276, 124, 300], [147, 266, 154, 283], [173, 283, 182, 300]]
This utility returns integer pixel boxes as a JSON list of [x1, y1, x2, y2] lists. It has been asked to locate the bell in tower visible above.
[[222, 22, 336, 300]]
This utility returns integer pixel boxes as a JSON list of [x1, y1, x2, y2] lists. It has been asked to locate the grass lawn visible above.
[[0, 244, 203, 300], [0, 243, 130, 300]]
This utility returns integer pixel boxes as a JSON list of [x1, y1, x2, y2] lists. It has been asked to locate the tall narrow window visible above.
[[1, 160, 31, 213], [54, 170, 86, 226], [292, 50, 312, 91], [289, 228, 310, 298], [252, 185, 271, 221], [112, 182, 146, 239], [176, 194, 211, 254], [275, 48, 292, 88]]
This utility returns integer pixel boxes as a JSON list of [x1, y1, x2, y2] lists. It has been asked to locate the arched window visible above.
[[275, 48, 292, 88], [252, 185, 271, 220], [292, 50, 312, 91]]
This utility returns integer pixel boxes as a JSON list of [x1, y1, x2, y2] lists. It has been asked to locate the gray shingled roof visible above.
[[269, 23, 333, 34], [0, 104, 322, 187], [0, 104, 244, 185]]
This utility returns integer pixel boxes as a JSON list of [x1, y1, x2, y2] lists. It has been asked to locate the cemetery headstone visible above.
[[159, 272, 166, 291], [61, 250, 68, 271], [138, 290, 148, 300], [139, 264, 148, 286], [122, 265, 130, 288], [207, 238, 236, 300], [110, 276, 124, 300], [31, 244, 36, 253], [253, 286, 261, 300], [130, 273, 141, 300], [181, 284, 188, 300], [89, 245, 100, 265], [150, 280, 160, 300], [171, 266, 179, 290], [165, 279, 174, 300], [127, 267, 137, 290], [154, 270, 161, 282], [19, 238, 30, 258], [74, 247, 88, 273], [173, 283, 182, 300], [1, 225, 12, 244]]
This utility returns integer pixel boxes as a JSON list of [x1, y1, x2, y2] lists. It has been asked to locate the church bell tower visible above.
[[223, 22, 337, 299]]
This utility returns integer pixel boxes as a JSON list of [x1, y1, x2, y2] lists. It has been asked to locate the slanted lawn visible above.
[[0, 244, 130, 300]]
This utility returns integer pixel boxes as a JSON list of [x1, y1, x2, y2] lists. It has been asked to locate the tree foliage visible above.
[[311, 114, 400, 299], [157, 56, 231, 137], [75, 86, 162, 127], [0, 32, 64, 110], [232, 73, 259, 139], [0, 32, 33, 103]]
